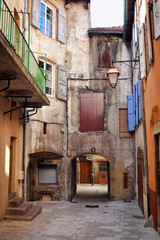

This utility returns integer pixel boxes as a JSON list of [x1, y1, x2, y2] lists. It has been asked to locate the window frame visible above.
[[119, 108, 133, 138], [99, 162, 108, 172], [39, 59, 55, 97], [97, 41, 111, 68], [40, 1, 56, 39], [38, 164, 57, 185]]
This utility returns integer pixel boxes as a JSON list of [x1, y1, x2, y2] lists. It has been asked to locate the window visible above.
[[99, 162, 108, 172], [123, 173, 128, 189], [119, 109, 133, 138], [38, 165, 57, 184], [43, 123, 47, 134], [32, 0, 66, 43], [40, 2, 55, 38], [98, 42, 110, 68], [80, 93, 104, 132], [39, 60, 55, 96]]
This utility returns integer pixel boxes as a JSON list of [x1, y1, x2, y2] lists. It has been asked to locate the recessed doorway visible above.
[[71, 154, 110, 202]]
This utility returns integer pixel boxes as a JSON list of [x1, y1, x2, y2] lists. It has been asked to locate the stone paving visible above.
[[0, 184, 160, 240]]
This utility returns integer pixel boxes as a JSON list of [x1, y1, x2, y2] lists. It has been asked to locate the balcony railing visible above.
[[0, 0, 46, 95]]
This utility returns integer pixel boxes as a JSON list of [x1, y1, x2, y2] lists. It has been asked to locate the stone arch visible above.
[[70, 152, 110, 200]]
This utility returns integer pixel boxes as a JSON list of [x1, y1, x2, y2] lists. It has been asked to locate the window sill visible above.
[[39, 31, 56, 41]]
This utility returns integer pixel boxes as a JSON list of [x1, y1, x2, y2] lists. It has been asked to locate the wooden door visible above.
[[137, 148, 144, 213], [80, 161, 91, 183]]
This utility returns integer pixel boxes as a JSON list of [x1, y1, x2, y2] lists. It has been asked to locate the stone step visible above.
[[4, 206, 42, 221], [6, 202, 33, 215], [8, 192, 16, 201], [8, 197, 24, 208]]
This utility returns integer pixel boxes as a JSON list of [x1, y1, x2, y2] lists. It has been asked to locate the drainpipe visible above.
[[65, 79, 69, 200], [22, 108, 26, 199], [22, 0, 28, 200], [130, 47, 136, 200]]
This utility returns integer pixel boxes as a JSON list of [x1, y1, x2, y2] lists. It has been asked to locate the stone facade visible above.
[[24, 0, 134, 202], [67, 26, 134, 200], [25, 0, 67, 201]]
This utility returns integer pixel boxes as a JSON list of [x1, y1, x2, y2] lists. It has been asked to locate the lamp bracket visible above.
[[112, 59, 139, 64]]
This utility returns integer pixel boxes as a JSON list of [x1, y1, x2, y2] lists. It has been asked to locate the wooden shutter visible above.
[[119, 109, 133, 138], [153, 0, 160, 39], [138, 71, 143, 121], [98, 42, 110, 67], [139, 25, 146, 79], [80, 93, 104, 132], [32, 0, 40, 29], [58, 10, 66, 44], [57, 65, 67, 101], [127, 94, 135, 132], [145, 1, 153, 71]]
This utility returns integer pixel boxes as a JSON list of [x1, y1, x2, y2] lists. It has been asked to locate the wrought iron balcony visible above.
[[0, 0, 49, 107]]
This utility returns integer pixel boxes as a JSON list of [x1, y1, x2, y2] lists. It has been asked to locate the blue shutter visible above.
[[135, 82, 139, 126], [138, 72, 143, 121], [133, 85, 136, 126], [132, 23, 135, 59], [127, 94, 135, 131]]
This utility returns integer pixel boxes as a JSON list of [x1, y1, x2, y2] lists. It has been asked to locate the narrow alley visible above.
[[0, 184, 159, 240]]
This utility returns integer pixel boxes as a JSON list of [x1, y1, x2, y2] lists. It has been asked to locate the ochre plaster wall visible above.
[[143, 33, 160, 229], [0, 95, 23, 220]]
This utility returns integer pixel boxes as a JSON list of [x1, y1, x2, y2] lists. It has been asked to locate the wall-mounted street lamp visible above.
[[107, 59, 139, 88], [107, 67, 119, 88]]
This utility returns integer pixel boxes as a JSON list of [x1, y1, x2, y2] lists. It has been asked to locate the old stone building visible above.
[[25, 0, 68, 202], [67, 26, 134, 201]]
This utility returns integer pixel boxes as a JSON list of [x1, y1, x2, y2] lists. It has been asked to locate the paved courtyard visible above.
[[0, 184, 159, 240]]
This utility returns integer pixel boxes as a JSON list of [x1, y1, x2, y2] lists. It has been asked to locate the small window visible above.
[[43, 123, 47, 134], [38, 165, 57, 184], [123, 173, 128, 189], [119, 109, 133, 138], [98, 42, 110, 68], [39, 60, 55, 96], [99, 162, 108, 172]]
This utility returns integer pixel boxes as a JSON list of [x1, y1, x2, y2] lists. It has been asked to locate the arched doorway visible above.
[[71, 154, 110, 201]]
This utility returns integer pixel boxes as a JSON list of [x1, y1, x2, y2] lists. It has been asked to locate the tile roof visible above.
[[88, 27, 123, 33]]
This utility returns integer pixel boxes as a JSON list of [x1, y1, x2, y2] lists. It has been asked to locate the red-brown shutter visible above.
[[80, 93, 104, 132], [119, 109, 133, 138], [98, 42, 110, 68]]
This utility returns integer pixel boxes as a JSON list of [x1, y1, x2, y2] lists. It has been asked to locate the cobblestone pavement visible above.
[[0, 184, 160, 240]]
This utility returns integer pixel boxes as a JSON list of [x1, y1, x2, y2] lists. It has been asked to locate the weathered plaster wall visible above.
[[67, 29, 134, 200], [66, 2, 90, 78]]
